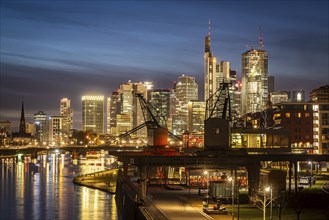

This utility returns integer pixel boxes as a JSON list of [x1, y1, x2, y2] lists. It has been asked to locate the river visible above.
[[0, 154, 121, 220]]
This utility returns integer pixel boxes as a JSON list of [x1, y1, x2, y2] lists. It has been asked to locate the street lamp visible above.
[[265, 186, 273, 220], [308, 161, 313, 188], [203, 171, 209, 203], [228, 177, 235, 220]]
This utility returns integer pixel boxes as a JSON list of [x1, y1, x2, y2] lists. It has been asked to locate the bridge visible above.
[[0, 145, 144, 158]]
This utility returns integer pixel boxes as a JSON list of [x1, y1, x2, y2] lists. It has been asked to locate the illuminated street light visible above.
[[203, 171, 209, 203], [308, 161, 313, 188]]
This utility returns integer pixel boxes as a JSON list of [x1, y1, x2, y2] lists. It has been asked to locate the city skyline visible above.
[[1, 1, 328, 129]]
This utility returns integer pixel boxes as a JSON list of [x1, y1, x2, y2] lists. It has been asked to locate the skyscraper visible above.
[[34, 110, 48, 143], [292, 90, 306, 102], [60, 98, 73, 134], [172, 75, 198, 134], [82, 95, 104, 134], [204, 21, 230, 102], [119, 81, 152, 137], [204, 21, 217, 101], [108, 91, 121, 135], [187, 101, 205, 133], [48, 116, 63, 146], [268, 75, 275, 94], [149, 89, 170, 123], [241, 47, 268, 115]]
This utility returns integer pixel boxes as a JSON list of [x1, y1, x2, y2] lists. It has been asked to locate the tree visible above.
[[276, 191, 289, 220]]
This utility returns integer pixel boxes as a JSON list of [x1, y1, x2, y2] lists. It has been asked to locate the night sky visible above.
[[1, 1, 328, 130]]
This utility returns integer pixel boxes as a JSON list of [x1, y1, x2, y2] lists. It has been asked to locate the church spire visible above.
[[205, 19, 211, 53], [19, 101, 26, 134]]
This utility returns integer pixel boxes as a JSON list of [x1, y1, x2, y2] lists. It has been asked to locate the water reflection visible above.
[[0, 155, 120, 220]]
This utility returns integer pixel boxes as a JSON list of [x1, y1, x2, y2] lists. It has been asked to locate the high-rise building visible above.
[[49, 116, 63, 146], [149, 89, 170, 123], [82, 95, 104, 134], [116, 114, 132, 135], [187, 101, 205, 133], [270, 91, 289, 105], [291, 90, 305, 102], [172, 75, 198, 134], [268, 75, 275, 94], [310, 85, 329, 102], [60, 98, 73, 132], [229, 70, 241, 122], [241, 48, 268, 115], [34, 111, 48, 144], [106, 97, 111, 134], [26, 123, 35, 136], [204, 21, 230, 101], [108, 91, 121, 135], [204, 21, 217, 101], [119, 81, 152, 137]]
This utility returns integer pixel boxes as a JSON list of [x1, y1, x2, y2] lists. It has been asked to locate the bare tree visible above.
[[276, 191, 289, 220]]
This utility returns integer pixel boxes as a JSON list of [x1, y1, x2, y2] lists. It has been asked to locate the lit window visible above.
[[298, 113, 301, 118], [305, 113, 310, 117], [286, 113, 290, 118]]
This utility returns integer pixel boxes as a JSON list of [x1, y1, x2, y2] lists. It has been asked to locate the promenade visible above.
[[148, 186, 232, 220]]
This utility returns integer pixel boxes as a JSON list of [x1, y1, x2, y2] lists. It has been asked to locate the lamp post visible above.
[[229, 177, 234, 220], [308, 161, 313, 187], [265, 186, 272, 220], [263, 187, 267, 220], [203, 171, 209, 203]]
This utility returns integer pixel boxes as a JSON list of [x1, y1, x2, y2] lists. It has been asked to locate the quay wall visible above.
[[115, 171, 168, 220]]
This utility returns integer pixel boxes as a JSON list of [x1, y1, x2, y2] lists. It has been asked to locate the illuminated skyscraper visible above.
[[241, 48, 268, 115], [108, 91, 121, 135], [204, 20, 217, 101], [229, 70, 242, 122], [49, 116, 63, 146], [204, 21, 230, 101], [34, 110, 48, 144], [292, 90, 306, 102], [60, 98, 73, 134], [149, 89, 170, 122], [187, 101, 205, 133], [119, 81, 153, 137], [172, 75, 198, 134], [82, 95, 104, 134]]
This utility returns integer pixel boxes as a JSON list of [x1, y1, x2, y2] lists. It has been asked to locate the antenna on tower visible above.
[[259, 25, 263, 49], [208, 19, 211, 37]]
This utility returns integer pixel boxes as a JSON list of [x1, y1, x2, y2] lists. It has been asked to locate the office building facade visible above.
[[82, 95, 104, 134], [241, 49, 268, 116]]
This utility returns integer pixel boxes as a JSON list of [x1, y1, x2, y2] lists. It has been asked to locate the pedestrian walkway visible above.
[[148, 187, 232, 220]]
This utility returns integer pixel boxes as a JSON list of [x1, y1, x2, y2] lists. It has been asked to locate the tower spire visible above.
[[259, 25, 263, 49], [208, 19, 211, 37], [205, 19, 211, 53], [19, 100, 26, 134]]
